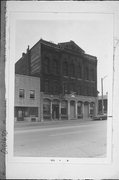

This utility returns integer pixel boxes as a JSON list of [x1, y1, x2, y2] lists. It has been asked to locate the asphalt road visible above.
[[14, 120, 107, 158]]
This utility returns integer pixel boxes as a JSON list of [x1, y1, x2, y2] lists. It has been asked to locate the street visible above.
[[14, 120, 107, 158]]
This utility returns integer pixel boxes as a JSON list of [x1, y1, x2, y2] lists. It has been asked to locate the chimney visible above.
[[22, 52, 25, 58], [27, 45, 30, 53]]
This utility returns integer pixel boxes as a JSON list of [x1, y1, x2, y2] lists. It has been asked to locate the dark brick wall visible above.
[[15, 52, 30, 76], [15, 39, 97, 97], [41, 44, 62, 94], [41, 43, 97, 97]]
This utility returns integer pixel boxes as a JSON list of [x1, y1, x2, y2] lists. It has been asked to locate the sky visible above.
[[15, 16, 113, 95]]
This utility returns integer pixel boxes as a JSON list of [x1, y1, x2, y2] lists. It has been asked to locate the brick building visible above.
[[15, 39, 98, 121]]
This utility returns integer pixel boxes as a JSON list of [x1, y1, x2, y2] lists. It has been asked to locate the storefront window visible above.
[[43, 99, 51, 115], [77, 101, 82, 115], [61, 100, 68, 115], [90, 102, 94, 115]]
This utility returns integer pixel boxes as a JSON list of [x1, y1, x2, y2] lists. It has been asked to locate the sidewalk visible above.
[[14, 118, 93, 129]]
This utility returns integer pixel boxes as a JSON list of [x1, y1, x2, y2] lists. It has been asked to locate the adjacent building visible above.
[[15, 39, 98, 121], [98, 94, 108, 115], [14, 74, 40, 121]]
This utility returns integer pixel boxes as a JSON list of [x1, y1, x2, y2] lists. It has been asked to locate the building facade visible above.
[[15, 39, 98, 121], [15, 74, 40, 121]]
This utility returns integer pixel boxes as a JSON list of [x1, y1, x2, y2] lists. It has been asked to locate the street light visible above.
[[101, 75, 107, 115]]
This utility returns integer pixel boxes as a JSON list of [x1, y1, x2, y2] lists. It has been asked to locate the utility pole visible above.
[[113, 39, 119, 90], [101, 78, 103, 115]]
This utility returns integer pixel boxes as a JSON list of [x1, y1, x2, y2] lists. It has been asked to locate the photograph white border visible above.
[[5, 1, 119, 179]]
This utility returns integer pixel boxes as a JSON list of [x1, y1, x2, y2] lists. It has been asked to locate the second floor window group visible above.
[[19, 89, 35, 99], [43, 57, 95, 81]]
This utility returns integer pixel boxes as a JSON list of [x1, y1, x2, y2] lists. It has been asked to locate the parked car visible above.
[[93, 114, 107, 120]]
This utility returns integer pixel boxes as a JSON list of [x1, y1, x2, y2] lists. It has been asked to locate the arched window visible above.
[[61, 100, 68, 115], [70, 63, 75, 77], [77, 101, 82, 115], [53, 59, 58, 74], [91, 69, 95, 81], [85, 67, 89, 80], [78, 64, 82, 78], [44, 79, 49, 93], [90, 102, 95, 116], [63, 61, 68, 76], [53, 80, 59, 94], [43, 99, 51, 115], [44, 57, 49, 74]]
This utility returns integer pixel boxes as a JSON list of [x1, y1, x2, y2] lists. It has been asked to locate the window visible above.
[[91, 69, 95, 81], [70, 63, 75, 77], [44, 57, 49, 74], [30, 90, 35, 99], [85, 67, 89, 80], [63, 61, 68, 76], [70, 83, 75, 93], [61, 100, 68, 115], [44, 80, 49, 93], [90, 102, 95, 115], [53, 59, 58, 74], [77, 101, 82, 115], [43, 99, 51, 115], [19, 89, 24, 98], [54, 81, 59, 94], [78, 64, 82, 78], [77, 85, 80, 95], [63, 83, 68, 94]]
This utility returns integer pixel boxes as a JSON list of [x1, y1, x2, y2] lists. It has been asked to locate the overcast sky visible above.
[[15, 15, 113, 95]]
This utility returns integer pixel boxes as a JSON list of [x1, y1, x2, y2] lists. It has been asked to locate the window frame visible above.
[[30, 90, 35, 99], [19, 89, 25, 98]]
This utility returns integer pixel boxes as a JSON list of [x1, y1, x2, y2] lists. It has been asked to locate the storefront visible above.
[[42, 97, 96, 121], [15, 107, 38, 121]]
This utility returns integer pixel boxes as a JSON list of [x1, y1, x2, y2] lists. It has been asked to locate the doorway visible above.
[[17, 109, 24, 121], [70, 100, 75, 119], [52, 104, 59, 119], [84, 102, 89, 119], [52, 100, 59, 120]]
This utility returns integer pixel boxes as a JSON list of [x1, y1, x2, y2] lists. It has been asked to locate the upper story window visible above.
[[63, 61, 68, 76], [70, 63, 75, 77], [44, 80, 49, 93], [53, 59, 58, 75], [44, 57, 49, 74], [91, 69, 95, 81], [19, 89, 25, 98], [63, 83, 68, 94], [53, 80, 59, 94], [78, 64, 82, 78], [85, 67, 89, 80], [70, 83, 75, 93], [30, 90, 35, 99]]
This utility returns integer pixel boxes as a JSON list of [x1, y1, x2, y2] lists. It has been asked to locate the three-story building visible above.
[[15, 39, 98, 121]]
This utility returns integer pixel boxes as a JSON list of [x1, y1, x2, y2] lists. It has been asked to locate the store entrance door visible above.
[[52, 104, 59, 120], [84, 103, 89, 120], [17, 109, 24, 121], [70, 101, 75, 119]]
